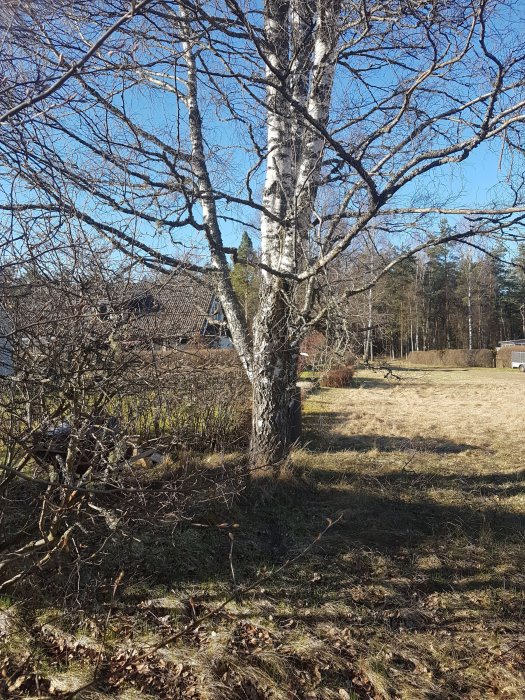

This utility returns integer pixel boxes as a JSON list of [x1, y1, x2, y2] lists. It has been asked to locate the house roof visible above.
[[114, 276, 219, 343], [0, 273, 222, 345], [499, 339, 525, 347]]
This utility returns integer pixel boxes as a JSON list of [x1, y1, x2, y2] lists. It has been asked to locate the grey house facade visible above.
[[0, 303, 13, 376]]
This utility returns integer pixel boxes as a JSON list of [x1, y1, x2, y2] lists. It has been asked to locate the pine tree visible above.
[[230, 232, 259, 324], [508, 244, 525, 338], [423, 236, 460, 350], [379, 256, 418, 357]]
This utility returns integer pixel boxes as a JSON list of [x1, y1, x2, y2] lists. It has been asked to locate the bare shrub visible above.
[[0, 255, 250, 595], [299, 330, 356, 377], [299, 331, 326, 372], [120, 350, 251, 452], [320, 366, 355, 388], [470, 349, 495, 367]]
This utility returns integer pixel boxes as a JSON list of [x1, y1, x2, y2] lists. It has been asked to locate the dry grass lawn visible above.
[[2, 366, 525, 699]]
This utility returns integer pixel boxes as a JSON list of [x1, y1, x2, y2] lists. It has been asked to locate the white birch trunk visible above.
[[468, 272, 473, 350], [251, 0, 299, 466], [250, 1, 342, 466], [181, 1, 341, 466], [180, 14, 252, 379]]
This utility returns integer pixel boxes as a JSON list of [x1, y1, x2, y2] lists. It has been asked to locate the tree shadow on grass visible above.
[[351, 366, 471, 385], [352, 465, 525, 496], [96, 460, 525, 594], [3, 454, 525, 700], [306, 430, 478, 453], [4, 450, 524, 595], [347, 377, 406, 390], [392, 366, 470, 373]]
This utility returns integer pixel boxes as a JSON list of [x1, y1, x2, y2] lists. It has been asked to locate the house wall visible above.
[[218, 336, 233, 349], [0, 305, 14, 377]]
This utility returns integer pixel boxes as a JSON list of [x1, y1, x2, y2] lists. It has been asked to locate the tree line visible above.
[[347, 241, 525, 359]]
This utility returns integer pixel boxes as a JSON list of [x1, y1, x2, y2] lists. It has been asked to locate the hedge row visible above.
[[406, 349, 494, 367], [495, 346, 525, 368]]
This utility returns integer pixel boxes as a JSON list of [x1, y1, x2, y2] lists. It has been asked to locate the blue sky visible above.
[[2, 0, 525, 268]]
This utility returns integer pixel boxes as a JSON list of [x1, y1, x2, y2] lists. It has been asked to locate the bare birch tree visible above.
[[2, 0, 525, 466]]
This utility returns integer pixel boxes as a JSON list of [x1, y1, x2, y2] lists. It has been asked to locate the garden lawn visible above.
[[2, 366, 525, 699]]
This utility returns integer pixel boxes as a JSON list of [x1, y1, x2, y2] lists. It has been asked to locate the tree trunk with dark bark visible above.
[[250, 281, 301, 468]]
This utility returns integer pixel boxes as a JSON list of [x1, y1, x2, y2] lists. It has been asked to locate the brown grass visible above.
[[2, 367, 525, 699]]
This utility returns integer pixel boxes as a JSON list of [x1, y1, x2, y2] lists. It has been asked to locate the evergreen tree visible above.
[[378, 256, 419, 357], [507, 244, 525, 338], [423, 235, 460, 350], [485, 243, 512, 345], [456, 250, 475, 349], [230, 232, 259, 324]]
